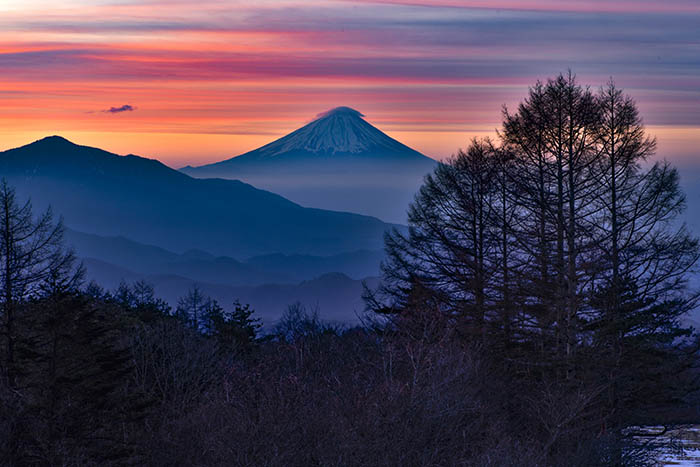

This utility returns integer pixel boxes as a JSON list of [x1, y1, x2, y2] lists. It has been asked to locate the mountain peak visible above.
[[316, 106, 365, 119], [2, 135, 193, 184], [183, 107, 435, 177], [225, 106, 426, 159], [32, 135, 76, 147]]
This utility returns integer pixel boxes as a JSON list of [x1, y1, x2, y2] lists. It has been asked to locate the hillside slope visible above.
[[0, 136, 396, 257]]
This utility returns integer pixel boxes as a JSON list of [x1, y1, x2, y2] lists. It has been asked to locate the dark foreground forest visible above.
[[1, 74, 700, 466]]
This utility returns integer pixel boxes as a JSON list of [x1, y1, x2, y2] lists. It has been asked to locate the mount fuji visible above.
[[181, 107, 438, 222]]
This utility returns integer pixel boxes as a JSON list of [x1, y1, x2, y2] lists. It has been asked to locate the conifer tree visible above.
[[17, 290, 147, 464], [205, 300, 261, 349]]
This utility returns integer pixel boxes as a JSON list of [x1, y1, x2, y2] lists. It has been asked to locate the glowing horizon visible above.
[[1, 0, 698, 168]]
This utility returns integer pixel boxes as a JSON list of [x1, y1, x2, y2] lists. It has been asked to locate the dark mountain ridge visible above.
[[0, 136, 396, 258]]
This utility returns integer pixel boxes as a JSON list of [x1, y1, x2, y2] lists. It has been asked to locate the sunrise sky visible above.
[[1, 0, 698, 168]]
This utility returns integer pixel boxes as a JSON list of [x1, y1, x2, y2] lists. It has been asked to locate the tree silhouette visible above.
[[175, 285, 209, 331], [373, 73, 700, 454], [205, 300, 261, 350], [0, 180, 81, 387], [378, 139, 501, 341]]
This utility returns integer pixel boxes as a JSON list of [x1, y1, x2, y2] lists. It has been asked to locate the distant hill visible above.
[[64, 229, 284, 285], [246, 249, 383, 282], [82, 258, 378, 325], [65, 228, 384, 285], [181, 107, 438, 222], [0, 135, 397, 257]]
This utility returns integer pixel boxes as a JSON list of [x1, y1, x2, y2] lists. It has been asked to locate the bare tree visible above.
[[376, 138, 502, 342], [372, 74, 700, 458], [176, 284, 210, 331], [502, 73, 602, 368], [590, 80, 697, 306], [489, 145, 520, 347], [0, 180, 79, 386], [586, 81, 700, 436]]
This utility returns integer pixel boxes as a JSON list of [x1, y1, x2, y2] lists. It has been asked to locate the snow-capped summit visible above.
[[186, 107, 432, 167], [251, 105, 419, 158], [315, 106, 363, 118], [181, 107, 437, 223], [282, 106, 374, 155]]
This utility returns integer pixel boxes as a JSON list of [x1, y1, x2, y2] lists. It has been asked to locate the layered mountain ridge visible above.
[[0, 135, 395, 258]]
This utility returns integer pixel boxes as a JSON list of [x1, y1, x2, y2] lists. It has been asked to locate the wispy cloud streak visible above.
[[104, 104, 135, 113]]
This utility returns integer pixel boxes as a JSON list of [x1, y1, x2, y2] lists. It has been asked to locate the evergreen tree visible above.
[[0, 200, 146, 464], [205, 300, 261, 349], [15, 291, 148, 464]]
